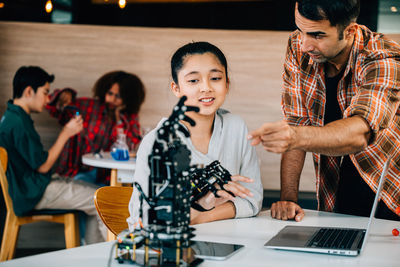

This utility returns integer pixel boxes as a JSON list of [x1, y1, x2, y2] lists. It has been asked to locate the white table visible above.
[[2, 209, 399, 267], [82, 152, 136, 241], [82, 152, 136, 186]]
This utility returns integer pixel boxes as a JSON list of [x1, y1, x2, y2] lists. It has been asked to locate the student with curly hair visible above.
[[46, 71, 145, 184]]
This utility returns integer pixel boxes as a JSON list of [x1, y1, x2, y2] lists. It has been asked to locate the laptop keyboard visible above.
[[306, 228, 362, 249]]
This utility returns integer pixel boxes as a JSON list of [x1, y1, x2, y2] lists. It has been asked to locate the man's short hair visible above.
[[13, 66, 54, 99], [296, 0, 360, 39]]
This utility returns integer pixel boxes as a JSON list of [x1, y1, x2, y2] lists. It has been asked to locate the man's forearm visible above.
[[280, 150, 305, 202], [293, 116, 371, 156]]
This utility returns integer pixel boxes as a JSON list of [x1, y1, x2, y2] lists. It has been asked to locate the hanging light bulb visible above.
[[119, 0, 126, 9], [45, 0, 53, 13]]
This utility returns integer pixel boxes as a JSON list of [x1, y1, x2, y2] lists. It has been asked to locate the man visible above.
[[249, 0, 400, 221], [0, 66, 107, 243]]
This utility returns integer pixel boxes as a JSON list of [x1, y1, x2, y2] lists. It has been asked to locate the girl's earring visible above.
[[171, 82, 180, 96]]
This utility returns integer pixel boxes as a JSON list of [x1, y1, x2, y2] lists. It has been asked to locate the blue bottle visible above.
[[111, 129, 130, 161]]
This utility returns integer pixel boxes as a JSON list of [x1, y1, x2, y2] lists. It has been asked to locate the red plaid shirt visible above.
[[282, 25, 400, 214], [46, 89, 141, 179]]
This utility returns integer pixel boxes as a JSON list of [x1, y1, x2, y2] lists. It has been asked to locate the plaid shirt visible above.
[[282, 25, 400, 214], [46, 90, 141, 179]]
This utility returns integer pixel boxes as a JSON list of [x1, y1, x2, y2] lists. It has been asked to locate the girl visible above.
[[127, 42, 262, 228]]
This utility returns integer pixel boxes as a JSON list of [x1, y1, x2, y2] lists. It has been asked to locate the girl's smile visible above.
[[199, 97, 215, 106]]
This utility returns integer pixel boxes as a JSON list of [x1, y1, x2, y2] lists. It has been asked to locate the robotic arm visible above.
[[127, 96, 200, 266], [121, 96, 236, 266]]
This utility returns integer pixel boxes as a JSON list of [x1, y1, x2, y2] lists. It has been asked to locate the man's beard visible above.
[[310, 55, 328, 63], [310, 45, 347, 64]]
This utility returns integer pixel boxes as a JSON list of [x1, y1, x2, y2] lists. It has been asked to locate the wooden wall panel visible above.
[[0, 22, 399, 192]]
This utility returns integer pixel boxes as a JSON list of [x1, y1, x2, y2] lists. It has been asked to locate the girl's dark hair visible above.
[[13, 66, 54, 99], [296, 0, 360, 39], [171, 41, 228, 84], [93, 71, 145, 114]]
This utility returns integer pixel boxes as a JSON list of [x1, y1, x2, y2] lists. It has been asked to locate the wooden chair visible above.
[[0, 147, 80, 261], [93, 186, 133, 240]]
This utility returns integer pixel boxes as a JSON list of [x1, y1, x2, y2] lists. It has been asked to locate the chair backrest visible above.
[[93, 186, 133, 236], [0, 147, 6, 172], [0, 147, 14, 215]]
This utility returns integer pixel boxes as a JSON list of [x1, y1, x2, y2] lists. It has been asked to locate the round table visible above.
[[82, 152, 136, 186], [82, 152, 136, 241]]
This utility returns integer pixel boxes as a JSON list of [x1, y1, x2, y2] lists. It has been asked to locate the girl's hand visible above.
[[114, 104, 126, 122], [222, 175, 254, 199], [194, 175, 254, 210]]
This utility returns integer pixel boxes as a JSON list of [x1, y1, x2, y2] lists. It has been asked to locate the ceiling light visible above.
[[119, 0, 126, 9], [45, 0, 53, 13]]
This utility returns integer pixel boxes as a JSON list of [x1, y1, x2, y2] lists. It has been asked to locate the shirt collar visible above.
[[345, 24, 364, 76], [7, 99, 34, 123], [213, 109, 226, 135]]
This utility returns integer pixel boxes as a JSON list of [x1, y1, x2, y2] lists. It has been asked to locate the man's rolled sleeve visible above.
[[344, 59, 400, 142]]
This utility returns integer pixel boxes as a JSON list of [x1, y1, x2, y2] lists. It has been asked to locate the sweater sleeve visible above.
[[126, 128, 156, 231], [232, 120, 263, 218]]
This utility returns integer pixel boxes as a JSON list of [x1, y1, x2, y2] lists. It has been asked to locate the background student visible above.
[[46, 70, 145, 185], [0, 66, 107, 244]]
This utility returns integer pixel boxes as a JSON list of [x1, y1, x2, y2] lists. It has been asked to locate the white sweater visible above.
[[127, 109, 263, 231]]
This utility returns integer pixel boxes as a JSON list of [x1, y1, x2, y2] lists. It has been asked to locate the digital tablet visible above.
[[192, 241, 245, 260]]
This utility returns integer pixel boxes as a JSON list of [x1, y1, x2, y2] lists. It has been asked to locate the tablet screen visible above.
[[192, 241, 245, 260]]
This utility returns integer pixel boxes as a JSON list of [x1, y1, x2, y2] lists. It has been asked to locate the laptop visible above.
[[264, 158, 391, 256]]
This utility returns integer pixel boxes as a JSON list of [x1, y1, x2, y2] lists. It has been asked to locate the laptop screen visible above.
[[359, 157, 391, 253]]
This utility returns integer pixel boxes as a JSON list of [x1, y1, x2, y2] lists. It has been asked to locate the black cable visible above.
[[134, 182, 154, 207]]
